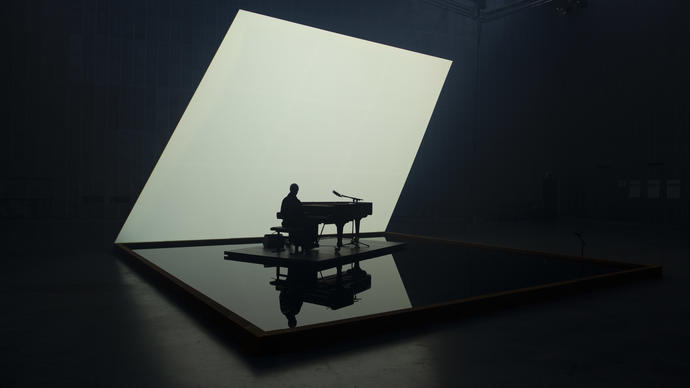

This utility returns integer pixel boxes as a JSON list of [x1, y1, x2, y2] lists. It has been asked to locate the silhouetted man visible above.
[[281, 183, 302, 227], [280, 183, 318, 253]]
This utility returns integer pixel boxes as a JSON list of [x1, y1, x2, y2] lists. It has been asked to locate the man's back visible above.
[[280, 193, 302, 226]]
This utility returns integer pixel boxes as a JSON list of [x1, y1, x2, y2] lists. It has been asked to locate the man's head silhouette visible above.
[[289, 183, 299, 195]]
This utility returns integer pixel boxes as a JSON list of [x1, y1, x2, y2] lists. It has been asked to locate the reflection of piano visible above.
[[272, 265, 372, 328], [277, 201, 372, 249]]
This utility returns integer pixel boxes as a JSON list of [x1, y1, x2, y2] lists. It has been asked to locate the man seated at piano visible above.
[[280, 183, 318, 253]]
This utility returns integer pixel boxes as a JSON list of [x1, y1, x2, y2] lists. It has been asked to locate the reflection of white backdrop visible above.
[[116, 10, 451, 243]]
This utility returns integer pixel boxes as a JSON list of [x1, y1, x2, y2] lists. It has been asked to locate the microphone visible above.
[[333, 190, 343, 197]]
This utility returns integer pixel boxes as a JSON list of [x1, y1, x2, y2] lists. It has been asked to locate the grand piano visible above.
[[277, 201, 372, 249]]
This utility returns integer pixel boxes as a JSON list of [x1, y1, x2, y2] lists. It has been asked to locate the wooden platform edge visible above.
[[114, 243, 267, 339], [254, 261, 662, 351], [114, 234, 663, 353]]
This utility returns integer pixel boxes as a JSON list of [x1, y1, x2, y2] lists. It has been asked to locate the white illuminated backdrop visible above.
[[116, 10, 451, 243]]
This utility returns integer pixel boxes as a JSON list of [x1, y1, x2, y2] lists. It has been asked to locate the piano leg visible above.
[[335, 222, 345, 250], [351, 218, 370, 248]]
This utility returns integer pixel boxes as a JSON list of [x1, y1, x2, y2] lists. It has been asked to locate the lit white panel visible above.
[[116, 10, 451, 243]]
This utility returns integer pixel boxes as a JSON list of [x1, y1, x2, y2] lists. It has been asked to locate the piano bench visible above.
[[270, 226, 301, 234]]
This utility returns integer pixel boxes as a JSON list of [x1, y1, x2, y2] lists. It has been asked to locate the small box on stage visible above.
[[263, 234, 285, 249]]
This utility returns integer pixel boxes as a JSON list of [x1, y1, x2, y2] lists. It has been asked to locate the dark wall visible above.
[[392, 0, 690, 228], [7, 0, 242, 221], [5, 0, 689, 239]]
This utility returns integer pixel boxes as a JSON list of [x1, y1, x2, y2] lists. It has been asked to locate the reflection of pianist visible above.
[[280, 183, 317, 251], [279, 289, 303, 328]]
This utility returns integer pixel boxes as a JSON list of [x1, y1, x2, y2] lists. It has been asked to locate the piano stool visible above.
[[269, 226, 314, 253], [269, 226, 298, 234]]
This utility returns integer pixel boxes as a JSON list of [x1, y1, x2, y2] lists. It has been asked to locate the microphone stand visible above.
[[334, 192, 362, 202], [333, 190, 369, 248]]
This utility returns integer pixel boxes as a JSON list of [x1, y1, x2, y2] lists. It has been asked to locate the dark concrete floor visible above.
[[2, 218, 688, 387]]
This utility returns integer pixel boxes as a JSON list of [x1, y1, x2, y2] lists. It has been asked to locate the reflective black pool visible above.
[[131, 235, 628, 334]]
